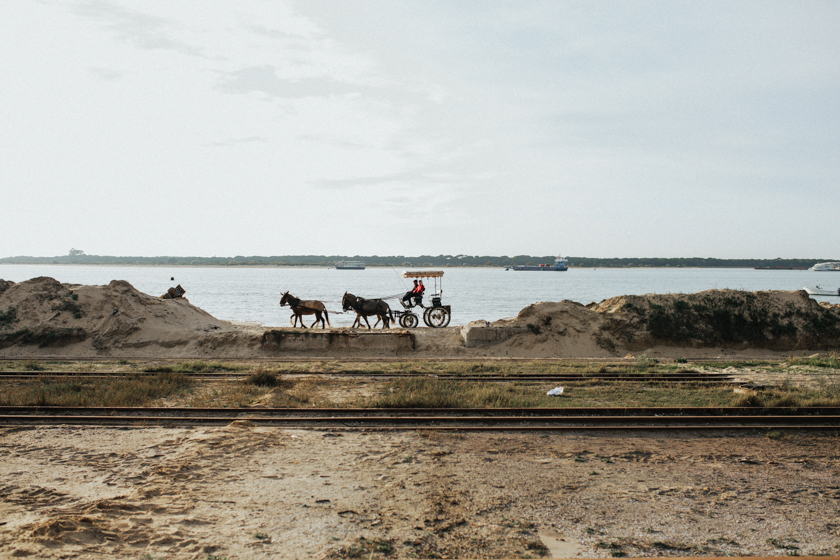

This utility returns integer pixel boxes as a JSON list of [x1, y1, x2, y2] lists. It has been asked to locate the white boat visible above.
[[812, 262, 840, 271], [335, 261, 365, 270], [803, 285, 840, 296]]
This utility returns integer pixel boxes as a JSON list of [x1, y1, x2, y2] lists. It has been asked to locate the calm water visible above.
[[0, 265, 835, 327]]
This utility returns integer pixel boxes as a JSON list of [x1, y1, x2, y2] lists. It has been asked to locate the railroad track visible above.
[[0, 370, 736, 383], [2, 406, 838, 431]]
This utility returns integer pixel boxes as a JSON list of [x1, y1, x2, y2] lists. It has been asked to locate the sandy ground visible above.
[[1, 425, 839, 559]]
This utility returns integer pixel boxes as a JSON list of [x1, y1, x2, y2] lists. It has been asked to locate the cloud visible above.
[[206, 136, 269, 147], [73, 0, 205, 57], [215, 64, 360, 99], [88, 66, 124, 81]]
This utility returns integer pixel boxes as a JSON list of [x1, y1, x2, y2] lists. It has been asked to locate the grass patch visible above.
[[17, 359, 46, 371], [143, 361, 241, 373], [359, 378, 744, 408], [2, 359, 837, 409], [732, 381, 840, 408], [787, 355, 840, 369], [0, 373, 192, 407]]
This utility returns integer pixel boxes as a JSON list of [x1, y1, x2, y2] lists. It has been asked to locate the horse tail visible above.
[[324, 308, 330, 327]]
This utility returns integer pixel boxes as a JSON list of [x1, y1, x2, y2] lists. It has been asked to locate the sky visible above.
[[1, 1, 838, 259]]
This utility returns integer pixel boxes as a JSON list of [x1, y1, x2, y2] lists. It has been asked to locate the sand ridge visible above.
[[1, 277, 839, 359]]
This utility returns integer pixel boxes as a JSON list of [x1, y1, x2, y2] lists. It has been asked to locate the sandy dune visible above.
[[1, 277, 839, 359]]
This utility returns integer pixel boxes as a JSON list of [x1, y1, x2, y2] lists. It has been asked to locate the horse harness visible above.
[[282, 295, 322, 312]]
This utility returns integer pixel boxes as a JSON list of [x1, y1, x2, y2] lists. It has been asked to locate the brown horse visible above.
[[342, 292, 392, 329], [280, 292, 330, 328]]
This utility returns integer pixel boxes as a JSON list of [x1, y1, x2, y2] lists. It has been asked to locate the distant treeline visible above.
[[0, 254, 832, 268]]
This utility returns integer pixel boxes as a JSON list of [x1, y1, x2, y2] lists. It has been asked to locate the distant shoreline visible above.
[[2, 254, 834, 269], [0, 262, 828, 275]]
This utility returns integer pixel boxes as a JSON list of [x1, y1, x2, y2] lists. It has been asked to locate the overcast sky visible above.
[[1, 1, 838, 259]]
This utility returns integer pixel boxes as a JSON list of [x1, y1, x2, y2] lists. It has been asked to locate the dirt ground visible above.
[[1, 425, 838, 559]]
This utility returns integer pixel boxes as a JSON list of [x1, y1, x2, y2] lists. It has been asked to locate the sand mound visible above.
[[495, 289, 840, 355], [2, 279, 838, 359], [0, 277, 240, 356], [487, 301, 614, 357]]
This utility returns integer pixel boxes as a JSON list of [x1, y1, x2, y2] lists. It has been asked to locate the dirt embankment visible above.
[[491, 289, 840, 358], [2, 278, 839, 359], [0, 277, 250, 358]]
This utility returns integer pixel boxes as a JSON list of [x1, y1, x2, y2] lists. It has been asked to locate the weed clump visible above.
[[51, 294, 84, 319], [18, 359, 45, 371], [143, 361, 239, 373], [0, 327, 87, 348], [246, 370, 281, 387], [0, 306, 18, 329]]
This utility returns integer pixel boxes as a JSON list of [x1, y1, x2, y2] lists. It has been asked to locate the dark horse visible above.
[[342, 292, 392, 329], [280, 291, 330, 328]]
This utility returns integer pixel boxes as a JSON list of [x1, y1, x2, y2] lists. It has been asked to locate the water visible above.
[[0, 265, 835, 327]]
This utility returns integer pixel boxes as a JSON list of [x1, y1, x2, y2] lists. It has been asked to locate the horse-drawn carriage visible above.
[[281, 270, 451, 329], [393, 270, 451, 328]]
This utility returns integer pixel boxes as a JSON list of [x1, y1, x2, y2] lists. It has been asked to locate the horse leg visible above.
[[362, 314, 372, 329], [311, 311, 322, 328]]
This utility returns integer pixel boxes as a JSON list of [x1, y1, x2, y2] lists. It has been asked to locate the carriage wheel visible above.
[[422, 307, 433, 327], [401, 313, 419, 329], [427, 307, 451, 328]]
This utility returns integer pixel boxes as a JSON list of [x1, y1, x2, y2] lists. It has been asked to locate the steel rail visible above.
[[0, 415, 836, 431], [3, 406, 838, 416], [0, 356, 791, 363], [2, 406, 838, 431], [0, 371, 736, 383]]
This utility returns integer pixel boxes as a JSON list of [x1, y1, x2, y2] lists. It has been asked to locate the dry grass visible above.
[[143, 360, 242, 373], [732, 379, 840, 408], [359, 379, 744, 409], [0, 373, 192, 407], [1, 358, 838, 409]]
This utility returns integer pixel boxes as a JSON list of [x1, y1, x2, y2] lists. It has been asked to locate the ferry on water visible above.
[[812, 262, 840, 272], [335, 261, 366, 270], [506, 255, 568, 271], [804, 285, 840, 296]]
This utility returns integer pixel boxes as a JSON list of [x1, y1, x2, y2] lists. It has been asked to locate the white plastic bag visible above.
[[547, 386, 564, 396]]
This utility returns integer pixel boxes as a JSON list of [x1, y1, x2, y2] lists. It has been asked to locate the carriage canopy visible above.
[[402, 270, 444, 278]]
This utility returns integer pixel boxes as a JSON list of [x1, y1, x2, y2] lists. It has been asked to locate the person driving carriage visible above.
[[401, 280, 425, 307]]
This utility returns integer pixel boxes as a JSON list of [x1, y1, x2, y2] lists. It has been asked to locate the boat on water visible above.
[[803, 285, 840, 296], [335, 261, 365, 270], [506, 255, 568, 271], [812, 262, 840, 271]]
